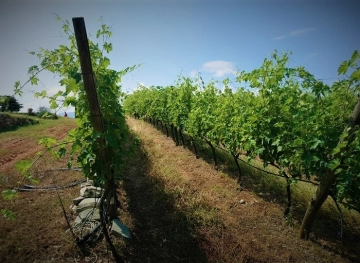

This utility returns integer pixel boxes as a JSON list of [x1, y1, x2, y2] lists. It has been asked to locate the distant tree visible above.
[[37, 106, 51, 117], [0, 96, 23, 112], [27, 108, 35, 116]]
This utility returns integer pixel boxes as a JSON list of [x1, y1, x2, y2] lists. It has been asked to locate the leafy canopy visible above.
[[0, 95, 23, 112]]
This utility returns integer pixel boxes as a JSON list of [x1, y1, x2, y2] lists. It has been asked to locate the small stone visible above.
[[76, 208, 101, 223], [70, 204, 77, 212], [73, 196, 85, 206], [74, 216, 82, 225], [76, 197, 101, 213], [80, 179, 94, 188], [240, 199, 245, 204], [80, 182, 92, 188], [80, 186, 103, 198]]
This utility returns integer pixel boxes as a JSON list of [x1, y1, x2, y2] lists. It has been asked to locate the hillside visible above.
[[0, 116, 359, 262]]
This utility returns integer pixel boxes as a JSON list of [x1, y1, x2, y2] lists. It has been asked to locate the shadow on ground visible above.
[[119, 132, 208, 263], [145, 119, 360, 262]]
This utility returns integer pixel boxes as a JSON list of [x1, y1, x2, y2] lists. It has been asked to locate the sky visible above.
[[0, 0, 359, 114]]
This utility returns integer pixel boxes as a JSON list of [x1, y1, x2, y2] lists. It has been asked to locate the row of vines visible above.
[[123, 50, 360, 239], [2, 14, 359, 259]]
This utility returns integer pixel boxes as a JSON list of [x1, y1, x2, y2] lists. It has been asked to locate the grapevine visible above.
[[3, 16, 138, 262], [124, 50, 360, 238]]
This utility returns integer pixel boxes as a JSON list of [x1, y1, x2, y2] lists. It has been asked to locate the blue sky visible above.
[[0, 0, 359, 114]]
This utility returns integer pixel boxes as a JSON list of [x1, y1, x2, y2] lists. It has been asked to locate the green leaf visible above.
[[310, 139, 322, 150], [96, 29, 101, 38], [1, 209, 16, 220], [58, 147, 67, 158], [13, 81, 22, 95], [349, 50, 359, 67], [2, 189, 18, 201], [38, 137, 57, 148], [15, 160, 32, 177], [274, 122, 284, 128], [338, 60, 349, 75], [285, 97, 293, 105], [28, 65, 39, 75], [101, 57, 110, 69], [14, 81, 20, 89], [30, 76, 39, 85], [62, 23, 69, 33], [50, 100, 58, 109], [350, 69, 360, 82], [332, 145, 342, 156], [289, 177, 298, 186], [312, 156, 320, 162], [328, 159, 341, 171], [334, 168, 343, 175], [59, 45, 67, 53], [71, 72, 82, 84], [34, 90, 47, 98], [272, 139, 280, 146], [103, 42, 113, 53], [67, 160, 73, 170]]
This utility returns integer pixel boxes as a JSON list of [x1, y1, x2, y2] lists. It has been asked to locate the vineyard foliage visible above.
[[0, 17, 142, 261], [9, 17, 137, 193], [124, 50, 360, 212]]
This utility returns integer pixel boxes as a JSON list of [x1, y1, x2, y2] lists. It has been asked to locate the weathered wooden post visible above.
[[299, 99, 360, 239], [72, 17, 122, 262]]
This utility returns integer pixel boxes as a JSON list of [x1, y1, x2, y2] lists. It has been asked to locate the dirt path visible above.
[[0, 117, 358, 262], [122, 117, 357, 263]]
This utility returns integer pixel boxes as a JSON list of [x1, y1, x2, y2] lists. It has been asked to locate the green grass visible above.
[[0, 115, 76, 141], [0, 148, 9, 155]]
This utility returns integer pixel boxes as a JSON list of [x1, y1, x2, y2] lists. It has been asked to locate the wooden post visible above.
[[72, 16, 117, 214], [72, 17, 122, 262], [299, 99, 360, 239], [72, 17, 105, 137]]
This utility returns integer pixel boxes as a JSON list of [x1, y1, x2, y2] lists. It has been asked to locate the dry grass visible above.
[[1, 116, 359, 262], [119, 117, 360, 263], [0, 117, 115, 262]]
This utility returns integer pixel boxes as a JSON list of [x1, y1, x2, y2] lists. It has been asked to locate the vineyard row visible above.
[[123, 51, 360, 238]]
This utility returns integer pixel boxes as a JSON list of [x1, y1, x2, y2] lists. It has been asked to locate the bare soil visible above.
[[120, 117, 360, 263], [0, 118, 89, 262]]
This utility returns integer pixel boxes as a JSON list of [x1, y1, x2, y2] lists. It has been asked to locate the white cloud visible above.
[[274, 27, 316, 40], [290, 27, 316, 37], [200, 61, 236, 77], [274, 35, 286, 40]]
